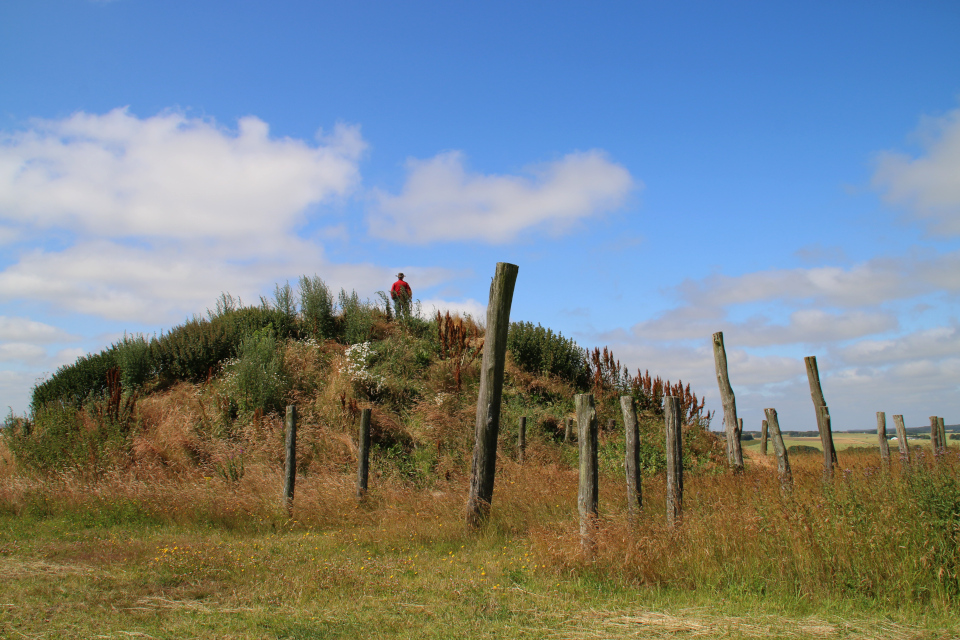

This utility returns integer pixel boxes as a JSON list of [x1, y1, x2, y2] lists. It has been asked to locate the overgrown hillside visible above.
[[3, 275, 721, 481]]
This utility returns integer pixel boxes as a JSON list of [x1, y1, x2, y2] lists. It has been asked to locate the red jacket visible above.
[[391, 279, 412, 299]]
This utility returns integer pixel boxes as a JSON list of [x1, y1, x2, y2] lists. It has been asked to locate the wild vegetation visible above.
[[1, 276, 958, 638]]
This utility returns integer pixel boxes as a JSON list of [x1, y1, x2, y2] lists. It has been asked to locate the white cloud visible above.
[[0, 108, 365, 247], [676, 251, 960, 309], [0, 316, 73, 343], [0, 343, 46, 365], [839, 324, 960, 365], [873, 107, 960, 236], [370, 150, 635, 243]]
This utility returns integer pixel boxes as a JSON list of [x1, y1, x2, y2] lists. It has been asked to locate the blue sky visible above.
[[2, 0, 959, 432]]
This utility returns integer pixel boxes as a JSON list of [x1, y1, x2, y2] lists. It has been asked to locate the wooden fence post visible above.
[[620, 396, 642, 519], [760, 419, 769, 456], [712, 332, 744, 471], [939, 417, 948, 451], [564, 417, 574, 443], [930, 416, 942, 456], [876, 411, 890, 467], [283, 404, 297, 514], [817, 406, 835, 479], [518, 416, 527, 463], [665, 396, 683, 527], [466, 262, 519, 528], [576, 394, 599, 556], [357, 408, 371, 499], [893, 414, 910, 464], [805, 356, 838, 468], [764, 408, 792, 493]]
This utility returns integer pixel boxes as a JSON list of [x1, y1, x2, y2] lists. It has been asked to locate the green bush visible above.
[[300, 275, 336, 340], [31, 350, 118, 413], [221, 326, 289, 415], [339, 288, 376, 345], [4, 402, 130, 472], [114, 333, 154, 392], [507, 321, 590, 388]]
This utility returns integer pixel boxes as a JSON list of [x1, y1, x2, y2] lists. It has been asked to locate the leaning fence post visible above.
[[283, 404, 297, 515], [518, 416, 527, 463], [876, 412, 890, 467], [893, 414, 911, 464], [665, 396, 683, 528], [466, 262, 519, 528], [805, 356, 838, 467], [764, 408, 792, 494], [357, 408, 372, 499], [817, 406, 835, 479], [760, 419, 769, 456], [576, 394, 599, 556], [620, 395, 642, 520], [712, 332, 744, 471], [930, 416, 942, 457]]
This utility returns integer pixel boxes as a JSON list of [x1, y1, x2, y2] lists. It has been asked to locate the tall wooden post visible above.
[[876, 411, 890, 467], [576, 394, 599, 555], [357, 408, 372, 499], [939, 417, 948, 451], [665, 396, 683, 527], [466, 262, 519, 527], [283, 404, 297, 514], [764, 408, 792, 493], [893, 414, 910, 463], [930, 416, 942, 455], [712, 332, 744, 471], [817, 406, 835, 479], [805, 356, 838, 467], [620, 396, 642, 519], [760, 419, 769, 456], [518, 416, 527, 463]]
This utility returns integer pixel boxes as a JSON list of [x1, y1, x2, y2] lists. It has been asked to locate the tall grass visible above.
[[1, 447, 957, 609]]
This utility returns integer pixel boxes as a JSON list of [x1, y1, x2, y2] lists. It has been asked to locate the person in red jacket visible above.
[[390, 272, 412, 318]]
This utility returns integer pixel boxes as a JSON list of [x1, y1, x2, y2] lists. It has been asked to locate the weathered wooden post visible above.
[[939, 417, 948, 451], [930, 416, 942, 456], [764, 408, 792, 493], [760, 419, 769, 456], [466, 262, 519, 528], [518, 416, 527, 463], [805, 356, 838, 468], [283, 404, 297, 514], [893, 414, 910, 463], [620, 395, 642, 519], [357, 408, 372, 499], [876, 411, 890, 467], [712, 332, 744, 471], [564, 417, 574, 443], [576, 394, 599, 556], [665, 396, 683, 527], [817, 406, 835, 479]]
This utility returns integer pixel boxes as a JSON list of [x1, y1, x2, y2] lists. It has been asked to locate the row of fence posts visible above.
[[279, 264, 952, 555]]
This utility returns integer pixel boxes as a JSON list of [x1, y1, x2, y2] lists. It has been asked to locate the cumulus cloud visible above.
[[0, 108, 365, 247], [0, 109, 392, 323], [676, 251, 960, 309], [839, 324, 960, 365], [369, 150, 635, 243], [0, 316, 73, 343], [873, 107, 960, 236]]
